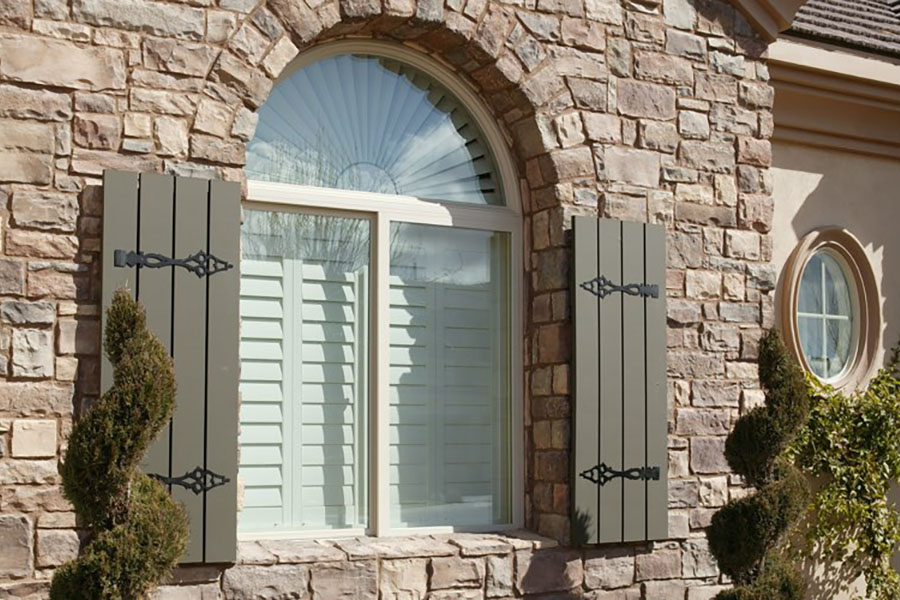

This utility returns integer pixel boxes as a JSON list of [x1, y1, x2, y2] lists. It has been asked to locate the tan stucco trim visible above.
[[774, 126, 900, 160], [772, 83, 900, 159], [780, 228, 881, 391], [730, 0, 805, 40], [769, 39, 900, 91], [769, 40, 900, 159]]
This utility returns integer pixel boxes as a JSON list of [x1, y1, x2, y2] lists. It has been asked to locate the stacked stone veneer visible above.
[[0, 0, 774, 596]]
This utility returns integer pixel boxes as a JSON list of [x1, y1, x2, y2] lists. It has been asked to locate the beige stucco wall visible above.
[[772, 139, 900, 599], [772, 141, 900, 378]]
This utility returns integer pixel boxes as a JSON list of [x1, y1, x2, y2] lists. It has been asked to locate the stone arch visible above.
[[197, 0, 589, 195], [190, 0, 596, 535]]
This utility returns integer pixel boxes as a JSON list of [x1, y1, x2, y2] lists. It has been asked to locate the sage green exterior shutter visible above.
[[101, 170, 241, 563], [572, 216, 667, 545]]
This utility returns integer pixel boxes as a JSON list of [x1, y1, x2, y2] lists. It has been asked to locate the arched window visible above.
[[238, 41, 522, 537]]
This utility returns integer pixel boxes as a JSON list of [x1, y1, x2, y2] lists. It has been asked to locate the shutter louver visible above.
[[389, 278, 500, 526], [296, 261, 366, 528], [239, 256, 292, 530], [102, 170, 240, 563], [572, 216, 667, 545], [238, 225, 367, 532]]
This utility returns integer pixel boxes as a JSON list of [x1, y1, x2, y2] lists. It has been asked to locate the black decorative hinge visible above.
[[114, 249, 233, 278], [150, 467, 230, 494], [580, 275, 658, 300], [580, 462, 660, 487]]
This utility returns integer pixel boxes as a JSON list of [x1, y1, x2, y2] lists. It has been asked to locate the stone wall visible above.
[[0, 0, 775, 596], [160, 532, 726, 599]]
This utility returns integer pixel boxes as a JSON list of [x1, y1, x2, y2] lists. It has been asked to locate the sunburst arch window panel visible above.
[[246, 53, 505, 206]]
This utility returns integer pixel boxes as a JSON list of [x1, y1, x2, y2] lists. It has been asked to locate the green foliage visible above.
[[715, 555, 805, 600], [724, 407, 782, 488], [725, 333, 810, 488], [51, 290, 188, 600], [791, 346, 900, 600], [758, 332, 810, 446], [708, 463, 808, 583], [707, 330, 810, 598]]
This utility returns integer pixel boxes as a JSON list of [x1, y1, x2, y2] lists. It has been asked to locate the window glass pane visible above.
[[798, 254, 822, 313], [822, 254, 852, 317], [388, 223, 511, 527], [798, 315, 824, 377], [796, 249, 856, 380], [238, 209, 369, 532], [825, 318, 852, 379], [247, 54, 503, 206]]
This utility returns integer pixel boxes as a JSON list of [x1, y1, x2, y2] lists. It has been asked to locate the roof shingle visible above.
[[790, 0, 900, 58]]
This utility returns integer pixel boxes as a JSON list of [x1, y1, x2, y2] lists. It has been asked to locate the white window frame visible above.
[[241, 183, 524, 539], [796, 248, 859, 383], [239, 40, 525, 540]]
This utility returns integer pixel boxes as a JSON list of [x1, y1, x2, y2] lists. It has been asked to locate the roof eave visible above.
[[730, 0, 806, 40]]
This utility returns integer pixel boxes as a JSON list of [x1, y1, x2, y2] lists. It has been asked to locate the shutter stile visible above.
[[171, 176, 210, 561], [572, 216, 668, 545], [204, 180, 240, 562], [102, 170, 240, 563]]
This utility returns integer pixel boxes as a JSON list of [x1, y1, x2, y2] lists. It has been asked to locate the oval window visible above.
[[796, 250, 857, 380], [782, 229, 880, 389]]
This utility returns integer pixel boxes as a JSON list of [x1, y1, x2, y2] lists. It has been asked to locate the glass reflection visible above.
[[247, 54, 503, 206], [797, 251, 854, 380], [387, 223, 511, 527]]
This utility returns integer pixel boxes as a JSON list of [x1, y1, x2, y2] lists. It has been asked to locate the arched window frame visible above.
[[243, 40, 524, 539]]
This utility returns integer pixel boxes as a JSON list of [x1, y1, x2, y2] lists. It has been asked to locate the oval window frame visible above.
[[781, 228, 880, 389]]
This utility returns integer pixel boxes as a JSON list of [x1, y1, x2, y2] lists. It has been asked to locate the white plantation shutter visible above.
[[441, 284, 497, 520], [389, 277, 432, 520], [239, 230, 367, 532], [389, 278, 502, 527], [297, 261, 367, 528], [237, 210, 512, 533], [239, 256, 293, 529]]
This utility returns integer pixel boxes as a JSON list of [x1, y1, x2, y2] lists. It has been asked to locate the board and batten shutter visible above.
[[572, 216, 667, 545], [101, 170, 240, 563]]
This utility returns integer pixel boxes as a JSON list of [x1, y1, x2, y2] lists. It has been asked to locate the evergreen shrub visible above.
[[707, 330, 810, 598], [50, 290, 188, 600]]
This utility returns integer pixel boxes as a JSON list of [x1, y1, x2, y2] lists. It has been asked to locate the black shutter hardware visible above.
[[150, 467, 231, 495], [114, 249, 233, 278], [579, 462, 661, 487], [580, 275, 659, 300]]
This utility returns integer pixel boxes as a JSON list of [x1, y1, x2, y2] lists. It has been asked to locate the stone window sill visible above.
[[237, 530, 559, 565]]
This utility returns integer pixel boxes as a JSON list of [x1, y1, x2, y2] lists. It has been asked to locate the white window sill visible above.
[[237, 530, 558, 565]]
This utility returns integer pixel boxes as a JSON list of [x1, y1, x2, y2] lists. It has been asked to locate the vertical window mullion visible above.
[[287, 256, 301, 530], [511, 227, 524, 529], [820, 259, 827, 374], [373, 210, 392, 536]]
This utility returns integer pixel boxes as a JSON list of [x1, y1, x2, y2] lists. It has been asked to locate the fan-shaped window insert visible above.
[[247, 53, 504, 206]]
